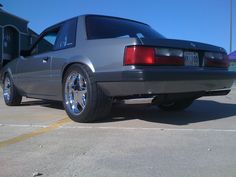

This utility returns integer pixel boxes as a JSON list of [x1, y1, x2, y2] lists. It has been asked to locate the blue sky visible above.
[[1, 0, 235, 53]]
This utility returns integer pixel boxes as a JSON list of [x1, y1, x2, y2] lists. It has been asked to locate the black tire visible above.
[[62, 64, 112, 123], [3, 73, 22, 106], [158, 99, 194, 112]]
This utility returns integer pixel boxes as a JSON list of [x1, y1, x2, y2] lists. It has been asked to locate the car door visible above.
[[16, 26, 61, 98], [49, 18, 78, 100]]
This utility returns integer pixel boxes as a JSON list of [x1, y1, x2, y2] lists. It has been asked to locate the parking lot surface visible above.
[[0, 86, 236, 177]]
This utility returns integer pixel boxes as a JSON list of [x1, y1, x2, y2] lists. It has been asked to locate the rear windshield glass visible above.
[[86, 16, 165, 40]]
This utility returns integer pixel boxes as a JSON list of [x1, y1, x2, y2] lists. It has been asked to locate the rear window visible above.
[[86, 16, 165, 40]]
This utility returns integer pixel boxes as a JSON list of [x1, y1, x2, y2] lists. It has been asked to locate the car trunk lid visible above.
[[140, 38, 226, 53]]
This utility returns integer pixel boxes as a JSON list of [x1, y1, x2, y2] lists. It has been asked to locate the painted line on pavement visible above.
[[0, 118, 71, 149], [1, 123, 236, 132], [61, 126, 236, 132]]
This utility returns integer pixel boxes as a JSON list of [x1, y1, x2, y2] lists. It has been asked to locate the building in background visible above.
[[0, 6, 39, 68]]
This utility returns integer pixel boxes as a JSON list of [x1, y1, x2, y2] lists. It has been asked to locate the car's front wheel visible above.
[[63, 64, 112, 123], [158, 99, 194, 112], [3, 73, 22, 106]]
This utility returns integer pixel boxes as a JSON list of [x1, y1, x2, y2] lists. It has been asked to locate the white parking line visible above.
[[62, 126, 236, 132], [0, 124, 48, 128], [1, 123, 236, 132]]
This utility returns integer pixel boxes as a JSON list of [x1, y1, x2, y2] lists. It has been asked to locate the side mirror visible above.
[[20, 50, 30, 57]]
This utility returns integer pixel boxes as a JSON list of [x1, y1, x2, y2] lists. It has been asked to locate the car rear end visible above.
[[85, 15, 236, 99], [119, 43, 234, 96]]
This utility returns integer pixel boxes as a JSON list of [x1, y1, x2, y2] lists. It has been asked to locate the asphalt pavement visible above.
[[0, 86, 236, 177]]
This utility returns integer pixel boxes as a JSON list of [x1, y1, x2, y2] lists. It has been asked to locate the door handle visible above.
[[42, 57, 50, 63]]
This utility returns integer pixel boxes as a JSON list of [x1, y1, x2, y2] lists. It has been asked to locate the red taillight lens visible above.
[[124, 46, 155, 65], [204, 53, 229, 68], [124, 46, 184, 66]]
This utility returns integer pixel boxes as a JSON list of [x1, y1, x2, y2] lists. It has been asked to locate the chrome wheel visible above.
[[3, 76, 11, 102], [64, 72, 87, 115]]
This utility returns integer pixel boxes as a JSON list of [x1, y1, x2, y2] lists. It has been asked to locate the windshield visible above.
[[86, 16, 165, 40]]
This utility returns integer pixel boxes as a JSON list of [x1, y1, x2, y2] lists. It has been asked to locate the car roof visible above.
[[42, 14, 149, 33]]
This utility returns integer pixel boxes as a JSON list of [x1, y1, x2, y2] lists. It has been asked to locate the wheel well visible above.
[[62, 62, 87, 83], [2, 71, 14, 85], [2, 72, 9, 80]]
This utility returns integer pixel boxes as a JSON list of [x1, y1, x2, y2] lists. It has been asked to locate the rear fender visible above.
[[64, 56, 95, 73]]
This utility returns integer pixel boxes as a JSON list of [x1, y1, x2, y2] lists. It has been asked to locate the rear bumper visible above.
[[96, 68, 236, 96]]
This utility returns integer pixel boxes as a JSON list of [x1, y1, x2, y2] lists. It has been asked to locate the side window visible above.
[[31, 28, 60, 55], [54, 19, 77, 50]]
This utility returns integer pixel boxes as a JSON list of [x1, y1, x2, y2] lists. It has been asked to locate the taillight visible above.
[[204, 52, 229, 68], [124, 46, 155, 65], [124, 46, 184, 66]]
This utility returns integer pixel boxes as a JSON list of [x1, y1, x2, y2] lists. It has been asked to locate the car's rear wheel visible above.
[[63, 64, 112, 123], [158, 99, 194, 112], [3, 73, 22, 106]]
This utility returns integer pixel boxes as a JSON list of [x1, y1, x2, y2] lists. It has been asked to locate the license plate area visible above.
[[184, 52, 199, 66]]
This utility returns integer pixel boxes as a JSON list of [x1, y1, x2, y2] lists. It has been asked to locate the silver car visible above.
[[1, 15, 236, 122]]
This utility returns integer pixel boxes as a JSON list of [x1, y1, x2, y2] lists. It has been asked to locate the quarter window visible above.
[[54, 18, 77, 50]]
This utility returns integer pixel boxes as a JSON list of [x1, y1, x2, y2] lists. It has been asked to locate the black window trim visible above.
[[29, 25, 61, 56]]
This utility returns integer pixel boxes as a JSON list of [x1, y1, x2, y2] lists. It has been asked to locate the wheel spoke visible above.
[[71, 100, 79, 113], [76, 92, 86, 109]]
